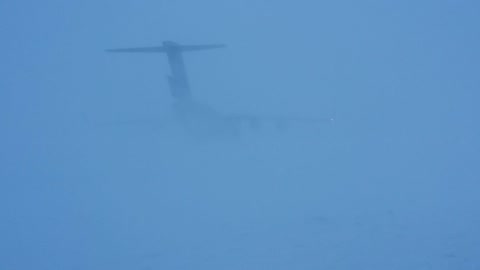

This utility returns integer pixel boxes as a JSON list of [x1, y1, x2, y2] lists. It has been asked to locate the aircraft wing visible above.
[[225, 113, 334, 130]]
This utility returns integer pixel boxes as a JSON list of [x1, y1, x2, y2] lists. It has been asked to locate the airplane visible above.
[[106, 41, 332, 137]]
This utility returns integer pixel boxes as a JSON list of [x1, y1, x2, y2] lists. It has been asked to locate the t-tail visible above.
[[106, 41, 226, 100]]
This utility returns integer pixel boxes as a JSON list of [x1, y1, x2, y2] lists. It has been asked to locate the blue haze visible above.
[[1, 1, 479, 269]]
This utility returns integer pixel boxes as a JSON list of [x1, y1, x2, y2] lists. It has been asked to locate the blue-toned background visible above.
[[1, 1, 479, 269]]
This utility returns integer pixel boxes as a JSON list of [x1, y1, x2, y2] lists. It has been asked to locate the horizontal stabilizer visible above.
[[106, 46, 166, 53], [179, 44, 226, 52], [106, 42, 226, 53]]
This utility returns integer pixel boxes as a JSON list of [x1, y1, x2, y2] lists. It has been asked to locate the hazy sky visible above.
[[1, 1, 479, 269]]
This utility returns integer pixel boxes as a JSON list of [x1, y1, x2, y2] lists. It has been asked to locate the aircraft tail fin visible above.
[[106, 41, 225, 101]]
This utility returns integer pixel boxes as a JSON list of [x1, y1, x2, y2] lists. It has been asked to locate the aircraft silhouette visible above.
[[106, 41, 332, 136]]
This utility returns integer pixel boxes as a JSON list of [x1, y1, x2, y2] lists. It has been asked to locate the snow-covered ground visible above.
[[2, 121, 478, 270]]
